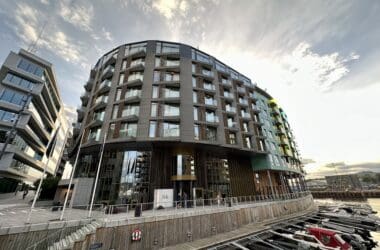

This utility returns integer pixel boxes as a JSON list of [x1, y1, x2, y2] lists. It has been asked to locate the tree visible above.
[[33, 176, 60, 200]]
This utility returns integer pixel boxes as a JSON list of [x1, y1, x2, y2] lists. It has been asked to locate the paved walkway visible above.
[[161, 206, 317, 250]]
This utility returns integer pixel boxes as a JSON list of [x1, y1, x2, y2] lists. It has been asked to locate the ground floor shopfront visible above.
[[57, 142, 306, 206]]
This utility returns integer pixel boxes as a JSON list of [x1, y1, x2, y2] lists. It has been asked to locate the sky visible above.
[[0, 0, 379, 178]]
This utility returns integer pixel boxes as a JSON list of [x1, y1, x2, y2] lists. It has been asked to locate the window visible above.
[[152, 86, 159, 98], [194, 125, 200, 140], [229, 133, 236, 144], [216, 61, 227, 72], [206, 111, 218, 123], [192, 77, 197, 87], [88, 127, 101, 141], [17, 59, 44, 77], [193, 91, 198, 103], [258, 140, 265, 151], [192, 63, 196, 73], [193, 107, 198, 121], [243, 122, 249, 132], [153, 71, 161, 82], [163, 104, 179, 116], [149, 121, 157, 137], [127, 72, 143, 82], [192, 49, 212, 64], [130, 58, 144, 67], [155, 57, 161, 67], [227, 117, 234, 128], [115, 89, 122, 101], [122, 104, 139, 117], [112, 105, 119, 119], [164, 58, 180, 67], [120, 122, 137, 137], [0, 109, 17, 122], [118, 73, 125, 85], [205, 95, 216, 106], [151, 103, 158, 117], [245, 136, 252, 149], [204, 81, 215, 91], [0, 89, 27, 106], [93, 110, 105, 121], [125, 88, 141, 98], [163, 122, 179, 137], [4, 73, 35, 90], [206, 126, 217, 141], [202, 68, 213, 77], [108, 123, 115, 139], [121, 60, 127, 70], [164, 72, 179, 81], [225, 103, 235, 112], [95, 94, 108, 105], [163, 87, 179, 98], [156, 42, 179, 54], [125, 42, 146, 56]]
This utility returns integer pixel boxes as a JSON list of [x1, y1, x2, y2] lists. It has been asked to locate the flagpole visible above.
[[26, 126, 60, 224], [59, 131, 85, 221], [88, 135, 107, 218]]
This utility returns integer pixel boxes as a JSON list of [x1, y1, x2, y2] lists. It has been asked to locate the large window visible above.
[[206, 110, 218, 123], [149, 121, 157, 137], [152, 86, 159, 98], [193, 107, 198, 121], [127, 72, 144, 82], [163, 104, 179, 116], [194, 125, 200, 140], [17, 59, 44, 77], [122, 104, 139, 117], [192, 50, 212, 64], [163, 87, 179, 98], [93, 109, 105, 121], [120, 122, 137, 137], [163, 122, 179, 137], [0, 89, 27, 106], [118, 73, 125, 85], [130, 58, 145, 67], [205, 95, 217, 106], [112, 105, 119, 119], [151, 102, 158, 117], [88, 127, 101, 141], [0, 109, 17, 122], [125, 42, 146, 56], [164, 72, 179, 81], [245, 136, 252, 149], [95, 94, 108, 105], [125, 88, 141, 98], [4, 73, 36, 90], [193, 91, 198, 103], [206, 126, 217, 141], [156, 42, 179, 54], [229, 132, 236, 145]]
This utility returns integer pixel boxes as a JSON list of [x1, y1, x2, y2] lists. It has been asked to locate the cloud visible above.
[[59, 0, 94, 32], [306, 162, 380, 179], [152, 0, 178, 19], [12, 2, 88, 66], [281, 42, 360, 91]]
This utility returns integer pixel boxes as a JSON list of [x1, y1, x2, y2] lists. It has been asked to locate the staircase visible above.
[[48, 220, 102, 250]]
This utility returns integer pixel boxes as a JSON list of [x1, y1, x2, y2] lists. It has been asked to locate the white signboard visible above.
[[154, 189, 173, 208]]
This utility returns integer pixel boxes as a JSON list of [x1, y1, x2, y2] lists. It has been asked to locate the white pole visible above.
[[59, 132, 85, 221], [88, 136, 106, 218], [26, 126, 59, 224]]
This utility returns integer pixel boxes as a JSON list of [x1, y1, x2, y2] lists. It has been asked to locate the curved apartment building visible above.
[[66, 41, 306, 205]]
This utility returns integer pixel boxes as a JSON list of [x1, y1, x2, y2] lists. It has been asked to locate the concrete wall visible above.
[[74, 195, 314, 250], [55, 178, 94, 207]]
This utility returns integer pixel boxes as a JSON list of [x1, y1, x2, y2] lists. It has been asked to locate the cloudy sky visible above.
[[0, 0, 379, 178]]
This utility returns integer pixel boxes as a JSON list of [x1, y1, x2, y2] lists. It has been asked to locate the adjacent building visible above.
[[58, 41, 306, 206], [0, 49, 69, 192]]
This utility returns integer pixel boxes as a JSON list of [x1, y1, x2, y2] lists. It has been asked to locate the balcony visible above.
[[223, 92, 234, 99], [238, 99, 248, 106], [97, 80, 111, 94], [77, 107, 85, 122], [221, 79, 232, 87], [124, 90, 142, 103], [205, 115, 219, 123], [201, 69, 214, 79], [241, 112, 251, 119], [84, 80, 94, 91], [225, 106, 236, 113], [73, 123, 81, 137], [80, 92, 89, 106], [104, 53, 117, 66], [102, 65, 114, 79], [205, 99, 217, 107], [128, 60, 145, 71], [237, 87, 246, 94]]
